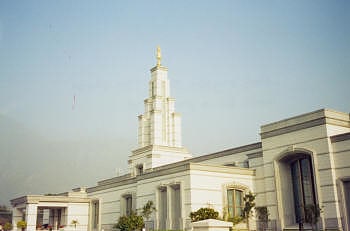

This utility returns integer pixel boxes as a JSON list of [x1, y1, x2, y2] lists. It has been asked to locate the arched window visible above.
[[290, 155, 316, 223]]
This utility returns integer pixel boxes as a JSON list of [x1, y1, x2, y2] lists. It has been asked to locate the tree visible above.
[[114, 211, 144, 231], [71, 219, 79, 230], [242, 192, 256, 231], [141, 200, 156, 230], [255, 206, 269, 231], [190, 207, 219, 222], [141, 200, 156, 221], [304, 204, 322, 231]]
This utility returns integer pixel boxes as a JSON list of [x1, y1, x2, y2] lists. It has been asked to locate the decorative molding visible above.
[[261, 136, 328, 152], [11, 195, 92, 207], [189, 142, 262, 163], [261, 118, 326, 139], [88, 163, 254, 193], [246, 151, 263, 159], [261, 109, 350, 139], [330, 132, 350, 143], [150, 65, 168, 72]]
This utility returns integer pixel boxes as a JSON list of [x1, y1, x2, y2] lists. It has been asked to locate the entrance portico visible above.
[[11, 189, 98, 231]]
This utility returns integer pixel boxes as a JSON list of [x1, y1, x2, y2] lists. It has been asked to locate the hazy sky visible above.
[[0, 0, 349, 206]]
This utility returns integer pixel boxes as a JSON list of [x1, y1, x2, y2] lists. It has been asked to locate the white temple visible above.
[[11, 48, 350, 231]]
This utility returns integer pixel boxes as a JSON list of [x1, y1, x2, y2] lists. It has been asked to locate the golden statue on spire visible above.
[[156, 46, 161, 67]]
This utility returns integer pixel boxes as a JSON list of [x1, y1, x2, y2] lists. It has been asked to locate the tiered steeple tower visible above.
[[128, 47, 192, 175]]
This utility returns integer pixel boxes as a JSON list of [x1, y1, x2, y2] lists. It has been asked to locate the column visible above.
[[12, 208, 23, 229], [25, 204, 38, 231]]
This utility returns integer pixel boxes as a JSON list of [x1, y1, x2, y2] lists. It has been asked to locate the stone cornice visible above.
[[96, 173, 132, 186], [188, 142, 262, 163], [87, 163, 255, 193], [261, 109, 349, 139], [330, 132, 350, 143], [188, 163, 255, 176], [150, 65, 168, 72], [132, 145, 189, 156], [88, 176, 137, 193], [90, 143, 261, 193], [11, 195, 92, 206], [247, 151, 263, 159]]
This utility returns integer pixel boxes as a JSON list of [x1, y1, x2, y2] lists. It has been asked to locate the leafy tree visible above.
[[304, 204, 322, 231], [114, 211, 144, 231], [189, 207, 219, 222], [4, 222, 13, 231], [71, 219, 79, 229], [242, 192, 256, 231], [141, 200, 156, 220]]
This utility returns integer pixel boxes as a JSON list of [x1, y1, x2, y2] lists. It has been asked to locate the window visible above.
[[92, 201, 99, 229], [290, 155, 316, 223], [125, 195, 132, 216], [227, 189, 244, 218], [136, 164, 143, 175]]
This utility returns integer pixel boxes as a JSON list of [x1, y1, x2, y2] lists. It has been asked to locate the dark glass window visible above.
[[290, 156, 316, 223]]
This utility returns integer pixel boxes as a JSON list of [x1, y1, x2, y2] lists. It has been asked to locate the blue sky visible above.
[[0, 0, 349, 205]]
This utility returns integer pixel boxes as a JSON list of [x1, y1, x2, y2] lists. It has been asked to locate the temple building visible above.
[[11, 48, 350, 231]]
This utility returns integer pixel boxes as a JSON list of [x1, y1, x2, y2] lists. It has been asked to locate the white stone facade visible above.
[[11, 49, 350, 231]]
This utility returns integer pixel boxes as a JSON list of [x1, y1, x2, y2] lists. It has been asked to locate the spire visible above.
[[156, 46, 161, 67]]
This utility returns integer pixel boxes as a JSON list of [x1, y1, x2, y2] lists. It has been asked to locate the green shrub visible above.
[[228, 216, 244, 225], [114, 211, 144, 231], [17, 221, 27, 229], [4, 222, 13, 231], [189, 207, 219, 222]]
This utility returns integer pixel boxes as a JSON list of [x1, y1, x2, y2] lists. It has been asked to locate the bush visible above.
[[17, 221, 27, 229], [114, 211, 144, 231], [189, 207, 219, 222], [228, 216, 244, 225], [4, 222, 13, 231]]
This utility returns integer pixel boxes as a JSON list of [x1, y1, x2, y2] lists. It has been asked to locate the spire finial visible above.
[[156, 46, 161, 67]]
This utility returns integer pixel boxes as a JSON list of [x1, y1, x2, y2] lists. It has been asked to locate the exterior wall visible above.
[[87, 164, 254, 231], [88, 184, 137, 231], [259, 109, 350, 230], [332, 135, 350, 231], [65, 203, 89, 231]]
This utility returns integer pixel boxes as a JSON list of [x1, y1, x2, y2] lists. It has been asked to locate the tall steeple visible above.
[[128, 47, 191, 174]]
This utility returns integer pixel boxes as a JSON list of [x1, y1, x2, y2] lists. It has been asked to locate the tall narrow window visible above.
[[290, 156, 316, 223], [92, 201, 99, 229], [136, 165, 143, 175], [125, 195, 132, 216], [227, 189, 244, 218]]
